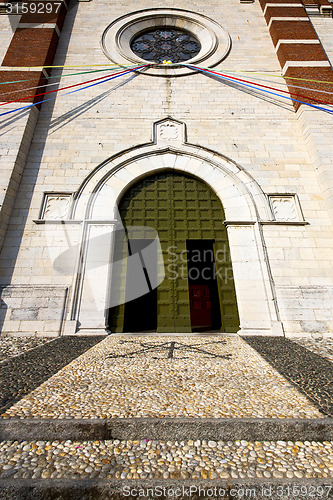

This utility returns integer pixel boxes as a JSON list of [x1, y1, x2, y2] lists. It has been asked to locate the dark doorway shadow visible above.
[[108, 238, 158, 333], [187, 240, 222, 332], [123, 239, 157, 333]]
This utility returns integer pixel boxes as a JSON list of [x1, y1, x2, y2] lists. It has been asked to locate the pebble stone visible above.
[[1, 336, 324, 419], [0, 336, 105, 414], [291, 337, 333, 363], [1, 335, 331, 481], [243, 336, 333, 417], [0, 439, 331, 480], [0, 337, 52, 363]]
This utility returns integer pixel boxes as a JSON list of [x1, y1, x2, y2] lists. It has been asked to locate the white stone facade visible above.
[[0, 0, 333, 337]]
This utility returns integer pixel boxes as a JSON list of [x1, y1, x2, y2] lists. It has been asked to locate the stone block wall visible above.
[[0, 0, 72, 253], [0, 285, 68, 336], [311, 16, 333, 64], [0, 0, 332, 335], [276, 286, 333, 335]]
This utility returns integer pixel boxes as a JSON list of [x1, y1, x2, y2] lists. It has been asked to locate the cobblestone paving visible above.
[[1, 335, 323, 419], [0, 337, 52, 363], [0, 439, 332, 480], [291, 337, 333, 363], [0, 336, 106, 414], [243, 337, 333, 418]]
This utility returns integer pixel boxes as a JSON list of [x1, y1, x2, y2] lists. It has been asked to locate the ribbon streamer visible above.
[[184, 64, 333, 114], [0, 67, 146, 118], [0, 64, 142, 88], [184, 64, 333, 107], [0, 65, 149, 107]]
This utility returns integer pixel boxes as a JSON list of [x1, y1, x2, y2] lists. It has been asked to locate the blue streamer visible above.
[[0, 68, 140, 118], [185, 64, 333, 114], [65, 68, 138, 95]]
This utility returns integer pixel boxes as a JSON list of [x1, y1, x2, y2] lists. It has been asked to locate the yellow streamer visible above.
[[7, 63, 138, 69], [189, 64, 333, 87], [8, 61, 333, 86]]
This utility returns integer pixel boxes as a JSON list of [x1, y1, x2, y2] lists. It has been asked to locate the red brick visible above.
[[2, 28, 59, 67], [317, 0, 332, 6], [277, 43, 328, 67], [265, 6, 307, 23], [269, 20, 317, 45], [0, 70, 46, 103], [284, 66, 333, 109], [259, 0, 301, 7], [20, 2, 67, 32]]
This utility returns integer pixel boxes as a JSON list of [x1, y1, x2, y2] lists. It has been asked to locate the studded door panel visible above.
[[110, 171, 240, 333]]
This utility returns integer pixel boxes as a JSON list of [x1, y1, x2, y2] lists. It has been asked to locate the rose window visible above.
[[130, 28, 201, 63]]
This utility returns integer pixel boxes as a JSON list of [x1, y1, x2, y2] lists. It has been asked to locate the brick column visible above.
[[0, 1, 70, 251], [259, 0, 333, 108], [0, 0, 68, 102], [259, 0, 333, 222]]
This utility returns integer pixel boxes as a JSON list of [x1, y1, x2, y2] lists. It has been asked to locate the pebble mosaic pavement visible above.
[[1, 335, 324, 419], [0, 337, 52, 363], [243, 337, 333, 418], [0, 438, 332, 480], [0, 335, 332, 490], [0, 336, 105, 414], [291, 337, 333, 363]]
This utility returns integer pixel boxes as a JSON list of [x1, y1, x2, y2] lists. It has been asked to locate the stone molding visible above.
[[58, 121, 286, 336], [71, 119, 271, 223], [40, 193, 73, 220], [268, 194, 304, 222], [101, 8, 231, 77]]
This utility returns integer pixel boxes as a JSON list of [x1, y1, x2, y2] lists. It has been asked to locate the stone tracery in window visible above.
[[130, 28, 201, 63]]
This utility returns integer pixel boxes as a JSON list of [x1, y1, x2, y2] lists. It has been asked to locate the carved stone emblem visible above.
[[43, 195, 71, 220], [159, 123, 179, 140], [270, 196, 298, 222]]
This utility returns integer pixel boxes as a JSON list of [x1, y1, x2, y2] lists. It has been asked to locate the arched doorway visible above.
[[108, 170, 240, 333]]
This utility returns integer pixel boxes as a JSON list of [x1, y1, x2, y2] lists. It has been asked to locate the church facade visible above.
[[0, 0, 333, 337]]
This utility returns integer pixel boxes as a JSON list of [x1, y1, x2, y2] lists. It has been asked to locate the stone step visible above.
[[0, 438, 332, 499], [1, 437, 331, 479], [0, 418, 333, 442], [1, 477, 333, 500]]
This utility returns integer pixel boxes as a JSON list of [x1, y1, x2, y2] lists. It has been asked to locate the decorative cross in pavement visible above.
[[107, 339, 232, 360]]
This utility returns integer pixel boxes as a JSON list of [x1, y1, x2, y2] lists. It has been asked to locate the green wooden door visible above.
[[108, 170, 240, 333]]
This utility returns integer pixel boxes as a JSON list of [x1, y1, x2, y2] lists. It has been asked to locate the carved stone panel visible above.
[[159, 123, 179, 141], [155, 119, 185, 145], [42, 194, 71, 220], [269, 195, 300, 222]]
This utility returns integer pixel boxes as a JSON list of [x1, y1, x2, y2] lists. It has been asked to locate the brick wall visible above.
[[259, 0, 333, 109], [0, 0, 70, 103]]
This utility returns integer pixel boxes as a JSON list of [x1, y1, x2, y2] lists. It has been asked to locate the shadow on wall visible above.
[[0, 2, 80, 334]]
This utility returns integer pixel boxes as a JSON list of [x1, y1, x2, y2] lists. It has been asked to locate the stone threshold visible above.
[[0, 478, 332, 500], [0, 418, 332, 442]]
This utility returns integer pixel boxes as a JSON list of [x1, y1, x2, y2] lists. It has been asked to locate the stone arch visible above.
[[72, 148, 272, 224], [67, 120, 282, 336]]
